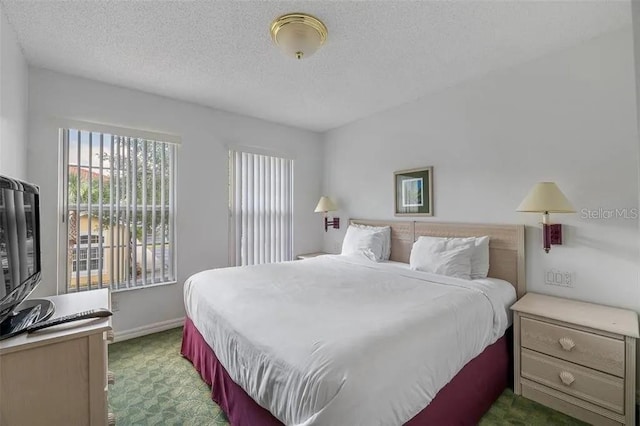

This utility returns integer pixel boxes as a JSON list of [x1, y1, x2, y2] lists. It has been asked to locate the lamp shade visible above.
[[516, 182, 575, 213], [314, 196, 337, 213]]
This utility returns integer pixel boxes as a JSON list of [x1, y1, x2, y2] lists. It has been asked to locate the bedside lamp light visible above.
[[516, 182, 575, 253], [315, 196, 340, 232]]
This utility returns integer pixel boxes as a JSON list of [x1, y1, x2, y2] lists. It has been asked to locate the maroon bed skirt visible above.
[[181, 317, 509, 426]]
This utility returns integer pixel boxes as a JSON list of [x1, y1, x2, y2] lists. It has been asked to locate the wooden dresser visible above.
[[0, 289, 115, 426], [512, 293, 638, 425]]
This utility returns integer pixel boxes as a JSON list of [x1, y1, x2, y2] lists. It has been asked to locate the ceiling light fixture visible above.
[[270, 13, 328, 60]]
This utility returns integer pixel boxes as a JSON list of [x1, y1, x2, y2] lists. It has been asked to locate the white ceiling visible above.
[[1, 1, 632, 132]]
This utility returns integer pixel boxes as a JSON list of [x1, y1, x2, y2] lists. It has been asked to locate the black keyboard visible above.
[[26, 308, 113, 333]]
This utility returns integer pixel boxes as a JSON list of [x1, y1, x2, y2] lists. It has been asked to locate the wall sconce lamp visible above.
[[516, 182, 575, 253], [314, 196, 340, 232]]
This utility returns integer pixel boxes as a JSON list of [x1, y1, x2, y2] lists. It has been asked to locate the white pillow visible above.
[[410, 237, 475, 279], [471, 236, 490, 279], [352, 224, 391, 261], [341, 226, 385, 262], [410, 235, 490, 279]]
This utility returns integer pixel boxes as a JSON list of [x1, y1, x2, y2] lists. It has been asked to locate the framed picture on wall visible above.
[[394, 167, 433, 216]]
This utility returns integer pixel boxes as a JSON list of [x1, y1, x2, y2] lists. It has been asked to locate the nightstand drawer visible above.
[[521, 348, 624, 414], [521, 317, 624, 377]]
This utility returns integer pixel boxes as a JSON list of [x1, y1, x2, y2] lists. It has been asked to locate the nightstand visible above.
[[511, 293, 638, 425], [296, 252, 328, 260]]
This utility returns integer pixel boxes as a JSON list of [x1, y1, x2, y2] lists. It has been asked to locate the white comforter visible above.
[[184, 254, 515, 426]]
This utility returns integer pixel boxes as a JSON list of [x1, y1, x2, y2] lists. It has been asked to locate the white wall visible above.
[[323, 28, 640, 312], [629, 1, 640, 401], [28, 68, 324, 335], [0, 5, 28, 180]]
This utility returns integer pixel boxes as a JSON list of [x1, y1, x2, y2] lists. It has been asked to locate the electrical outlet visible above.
[[563, 271, 574, 287], [332, 241, 341, 253], [544, 269, 575, 288], [111, 299, 120, 312]]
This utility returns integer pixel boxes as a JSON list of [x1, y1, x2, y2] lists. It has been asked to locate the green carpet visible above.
[[108, 328, 586, 425]]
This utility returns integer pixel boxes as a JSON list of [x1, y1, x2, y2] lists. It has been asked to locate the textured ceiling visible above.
[[1, 0, 632, 132]]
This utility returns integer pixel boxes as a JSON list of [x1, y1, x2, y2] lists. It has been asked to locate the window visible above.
[[60, 126, 177, 292], [71, 244, 103, 273], [229, 150, 293, 266], [79, 235, 102, 245]]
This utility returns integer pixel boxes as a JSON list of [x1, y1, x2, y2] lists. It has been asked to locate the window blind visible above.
[[60, 128, 177, 292], [230, 150, 293, 266]]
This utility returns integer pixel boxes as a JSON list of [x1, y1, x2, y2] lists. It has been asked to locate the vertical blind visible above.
[[60, 128, 177, 293], [230, 150, 293, 266]]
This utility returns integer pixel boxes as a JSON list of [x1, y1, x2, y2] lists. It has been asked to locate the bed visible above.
[[182, 220, 525, 425]]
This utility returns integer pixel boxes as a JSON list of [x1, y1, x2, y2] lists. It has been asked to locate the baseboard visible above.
[[113, 317, 185, 342]]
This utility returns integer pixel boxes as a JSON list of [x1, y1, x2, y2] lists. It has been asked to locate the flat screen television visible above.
[[0, 175, 53, 340]]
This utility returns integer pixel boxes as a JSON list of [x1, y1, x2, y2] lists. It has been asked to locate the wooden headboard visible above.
[[351, 219, 526, 298]]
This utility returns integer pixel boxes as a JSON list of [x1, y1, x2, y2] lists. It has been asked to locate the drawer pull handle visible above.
[[108, 412, 116, 426], [558, 337, 575, 351], [107, 370, 115, 385], [106, 330, 115, 342], [559, 371, 575, 386]]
